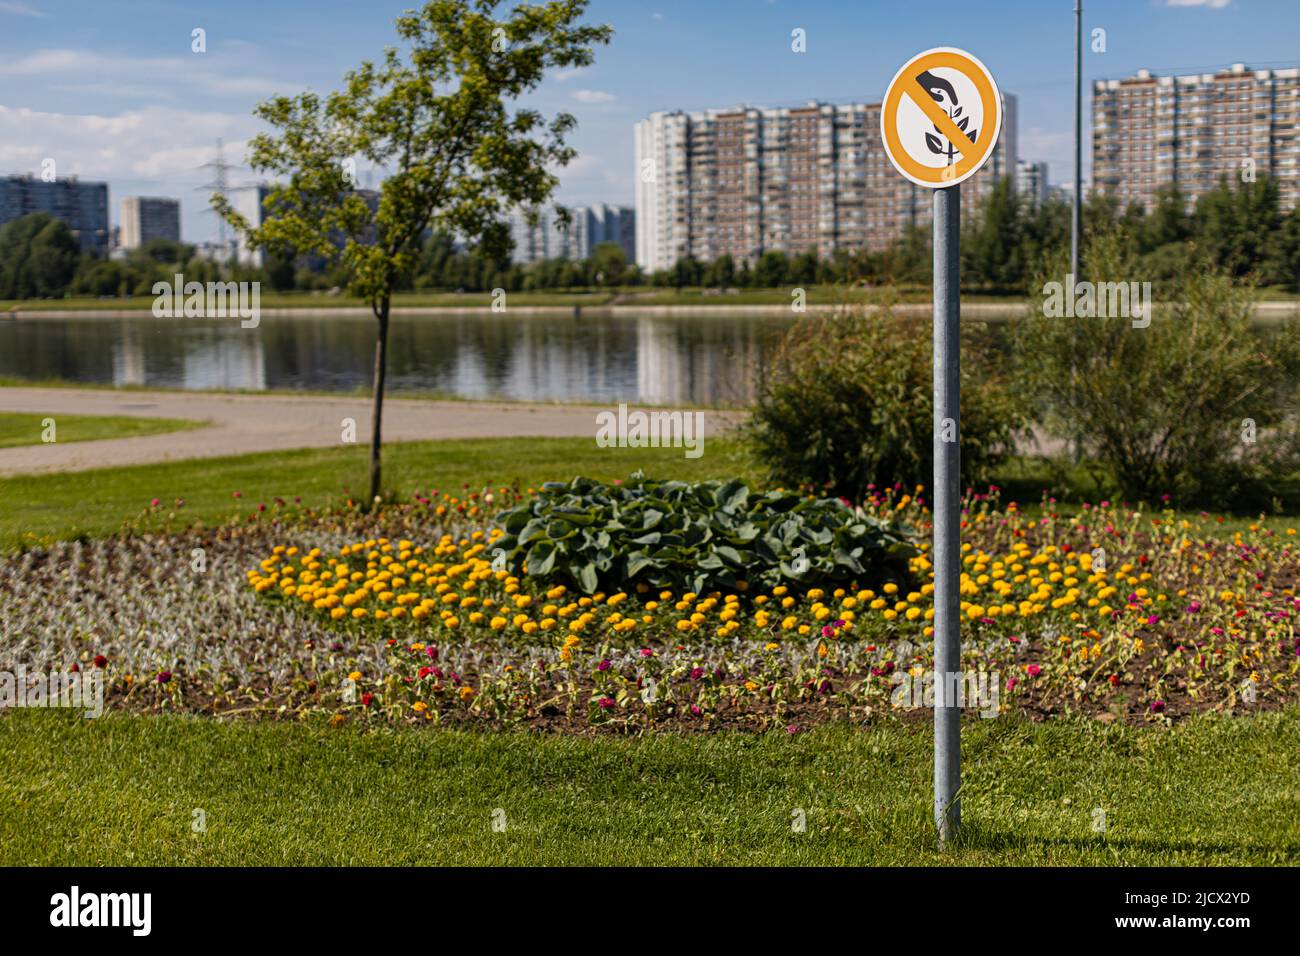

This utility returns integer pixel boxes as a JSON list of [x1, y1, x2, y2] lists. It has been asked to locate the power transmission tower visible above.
[[197, 139, 258, 262]]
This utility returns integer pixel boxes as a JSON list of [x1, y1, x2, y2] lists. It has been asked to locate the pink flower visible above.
[[598, 697, 616, 709], [1025, 664, 1042, 678], [596, 659, 612, 672], [1150, 699, 1166, 713], [639, 648, 654, 658]]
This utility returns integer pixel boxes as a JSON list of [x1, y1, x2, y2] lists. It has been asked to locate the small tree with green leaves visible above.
[[216, 0, 611, 502]]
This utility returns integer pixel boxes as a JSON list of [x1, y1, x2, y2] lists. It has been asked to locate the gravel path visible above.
[[0, 387, 744, 476]]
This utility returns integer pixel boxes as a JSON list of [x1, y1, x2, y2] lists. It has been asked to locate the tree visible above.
[[0, 213, 78, 299], [588, 241, 627, 286], [962, 176, 1021, 292], [28, 218, 80, 297], [217, 0, 611, 502]]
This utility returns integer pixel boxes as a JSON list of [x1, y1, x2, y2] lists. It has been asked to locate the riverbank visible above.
[[6, 300, 1299, 322]]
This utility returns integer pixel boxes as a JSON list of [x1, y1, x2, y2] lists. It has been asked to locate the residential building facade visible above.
[[0, 174, 110, 255], [1093, 63, 1300, 212], [120, 196, 181, 249], [633, 95, 1018, 273], [508, 204, 635, 264], [1016, 160, 1050, 206]]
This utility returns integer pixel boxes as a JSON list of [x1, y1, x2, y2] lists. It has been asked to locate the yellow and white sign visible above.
[[880, 47, 1002, 189]]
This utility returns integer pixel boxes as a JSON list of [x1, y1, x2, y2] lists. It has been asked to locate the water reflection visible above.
[[0, 311, 792, 406]]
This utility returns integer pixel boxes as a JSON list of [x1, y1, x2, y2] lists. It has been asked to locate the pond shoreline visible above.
[[4, 299, 1297, 321]]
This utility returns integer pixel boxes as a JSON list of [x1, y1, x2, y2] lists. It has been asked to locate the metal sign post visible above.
[[880, 47, 1002, 845], [932, 184, 961, 842]]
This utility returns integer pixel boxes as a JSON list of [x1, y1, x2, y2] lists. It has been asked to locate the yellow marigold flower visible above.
[[459, 686, 475, 701], [744, 680, 759, 692], [490, 616, 508, 631], [348, 671, 362, 682], [330, 607, 346, 620], [444, 617, 460, 629], [352, 608, 367, 619], [412, 701, 428, 713]]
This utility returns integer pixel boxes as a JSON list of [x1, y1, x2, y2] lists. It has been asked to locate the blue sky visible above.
[[1, 0, 1296, 242]]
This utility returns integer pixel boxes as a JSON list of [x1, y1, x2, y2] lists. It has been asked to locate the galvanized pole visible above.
[[1071, 0, 1083, 281], [933, 184, 961, 843]]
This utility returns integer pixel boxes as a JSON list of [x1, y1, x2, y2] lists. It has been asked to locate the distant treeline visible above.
[[2, 175, 1297, 300]]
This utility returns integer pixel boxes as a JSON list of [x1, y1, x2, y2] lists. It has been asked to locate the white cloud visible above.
[[0, 48, 293, 99], [571, 89, 616, 104], [0, 2, 46, 16], [1164, 0, 1231, 8], [0, 103, 255, 185]]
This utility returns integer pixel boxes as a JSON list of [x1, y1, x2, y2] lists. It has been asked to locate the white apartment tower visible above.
[[119, 196, 181, 249]]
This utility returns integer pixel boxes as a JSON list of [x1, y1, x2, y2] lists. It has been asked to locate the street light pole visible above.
[[1071, 0, 1083, 281]]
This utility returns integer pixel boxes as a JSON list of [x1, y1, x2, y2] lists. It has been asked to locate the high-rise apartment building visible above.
[[1093, 63, 1300, 212], [633, 95, 1018, 273], [508, 204, 635, 264], [1016, 160, 1050, 206], [227, 184, 271, 266], [120, 196, 181, 249], [0, 174, 110, 255], [577, 203, 636, 262]]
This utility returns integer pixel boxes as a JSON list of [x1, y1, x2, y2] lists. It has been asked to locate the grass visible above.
[[0, 436, 762, 548], [2, 431, 1293, 549], [1, 707, 1296, 865], [0, 411, 201, 449]]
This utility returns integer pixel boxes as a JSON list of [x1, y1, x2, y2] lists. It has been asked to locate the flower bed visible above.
[[3, 484, 1296, 731]]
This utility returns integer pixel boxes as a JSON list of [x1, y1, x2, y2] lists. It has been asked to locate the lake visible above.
[[0, 311, 804, 406]]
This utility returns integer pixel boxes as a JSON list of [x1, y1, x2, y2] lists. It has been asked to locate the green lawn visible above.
[[2, 432, 1292, 550], [0, 411, 201, 449], [0, 436, 762, 548], [1, 708, 1295, 865]]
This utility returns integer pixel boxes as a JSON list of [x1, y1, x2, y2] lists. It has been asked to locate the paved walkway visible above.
[[0, 387, 744, 476]]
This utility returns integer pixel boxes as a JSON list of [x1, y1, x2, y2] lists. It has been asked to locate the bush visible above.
[[743, 302, 1025, 498], [1013, 233, 1300, 508], [490, 474, 917, 595]]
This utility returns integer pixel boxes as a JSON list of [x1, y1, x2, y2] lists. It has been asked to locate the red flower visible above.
[[93, 655, 107, 668]]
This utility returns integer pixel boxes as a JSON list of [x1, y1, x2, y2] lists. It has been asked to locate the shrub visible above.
[[490, 474, 917, 595], [743, 301, 1025, 498], [1013, 233, 1300, 508]]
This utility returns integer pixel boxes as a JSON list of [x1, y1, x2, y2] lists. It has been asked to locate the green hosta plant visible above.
[[490, 473, 917, 595]]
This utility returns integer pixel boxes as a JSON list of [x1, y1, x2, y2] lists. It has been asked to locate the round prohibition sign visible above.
[[881, 47, 1002, 189]]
